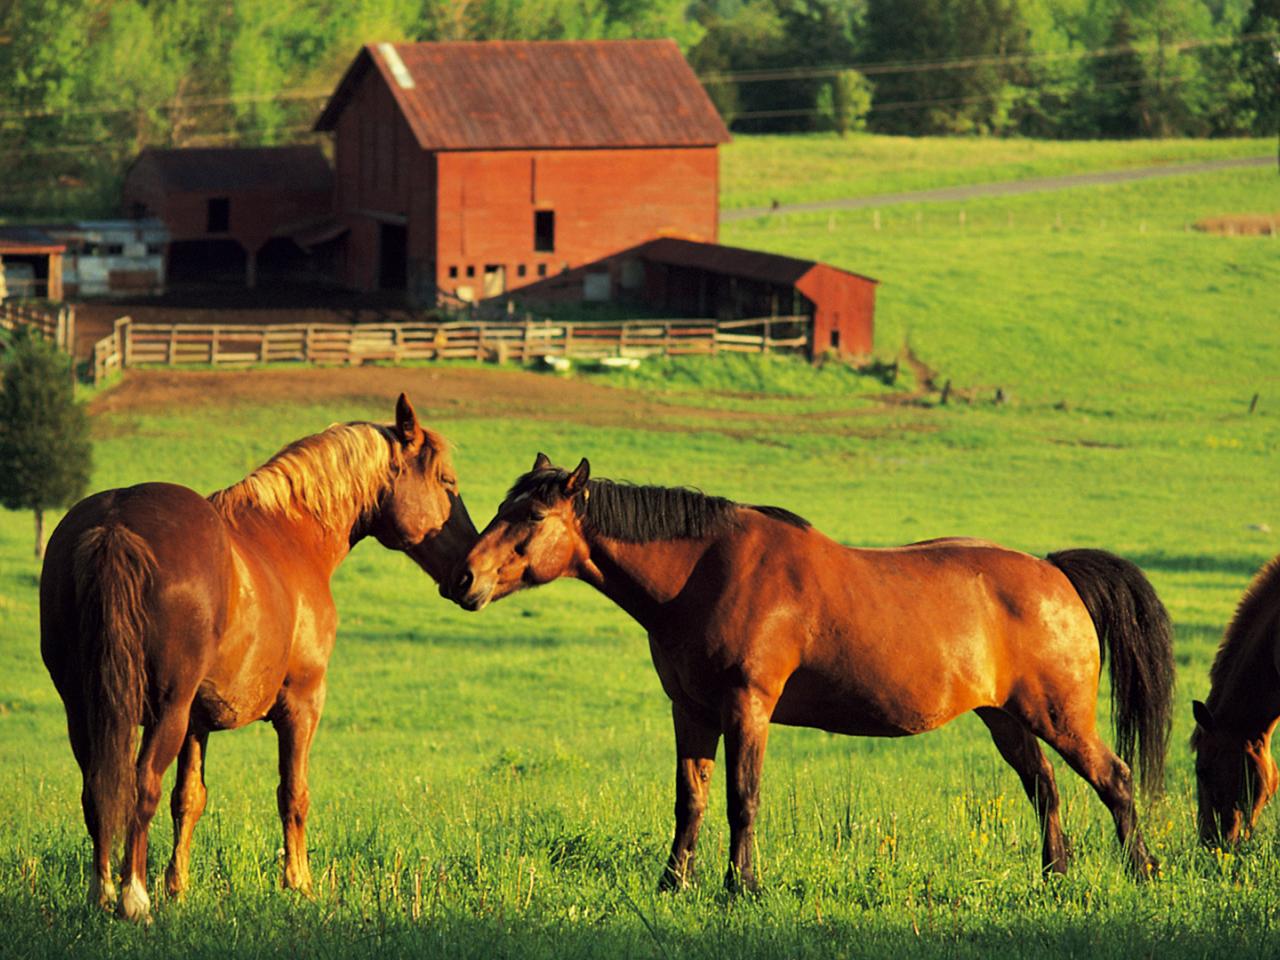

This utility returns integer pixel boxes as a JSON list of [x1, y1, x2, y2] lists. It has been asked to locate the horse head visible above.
[[372, 393, 477, 580], [447, 452, 591, 611], [1192, 699, 1279, 845]]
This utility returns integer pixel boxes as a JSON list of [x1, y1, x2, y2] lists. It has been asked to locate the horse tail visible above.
[[72, 524, 156, 850], [1047, 548, 1175, 796]]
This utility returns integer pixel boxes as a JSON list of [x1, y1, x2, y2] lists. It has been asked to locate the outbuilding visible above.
[[123, 146, 333, 288], [0, 227, 65, 301]]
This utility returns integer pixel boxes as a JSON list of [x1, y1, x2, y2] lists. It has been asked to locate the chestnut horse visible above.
[[40, 395, 476, 922], [449, 455, 1175, 888], [1192, 554, 1280, 844]]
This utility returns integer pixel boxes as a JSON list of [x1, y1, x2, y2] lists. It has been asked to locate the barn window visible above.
[[534, 210, 555, 253], [537, 263, 547, 277], [466, 265, 475, 278], [206, 197, 230, 233], [448, 266, 458, 279], [517, 264, 527, 278]]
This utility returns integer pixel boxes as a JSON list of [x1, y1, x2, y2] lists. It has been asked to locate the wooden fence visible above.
[[0, 300, 75, 352], [90, 315, 810, 383]]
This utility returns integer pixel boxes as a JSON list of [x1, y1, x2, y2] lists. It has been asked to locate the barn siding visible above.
[[798, 264, 875, 357], [432, 146, 717, 300]]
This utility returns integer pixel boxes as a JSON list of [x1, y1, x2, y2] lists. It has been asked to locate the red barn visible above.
[[314, 40, 730, 305], [626, 238, 877, 356]]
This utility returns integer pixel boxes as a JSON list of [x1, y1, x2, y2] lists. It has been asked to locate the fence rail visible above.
[[0, 300, 75, 352], [90, 315, 811, 383]]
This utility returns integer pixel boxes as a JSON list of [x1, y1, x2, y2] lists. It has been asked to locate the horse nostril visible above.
[[453, 567, 474, 597]]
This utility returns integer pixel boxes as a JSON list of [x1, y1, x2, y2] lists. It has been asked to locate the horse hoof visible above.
[[117, 883, 152, 924]]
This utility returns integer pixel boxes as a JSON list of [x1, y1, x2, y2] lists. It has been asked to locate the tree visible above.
[[818, 68, 874, 134], [1240, 0, 1280, 136], [0, 331, 92, 560]]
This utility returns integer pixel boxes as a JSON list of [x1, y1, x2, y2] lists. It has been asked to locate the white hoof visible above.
[[117, 880, 152, 923]]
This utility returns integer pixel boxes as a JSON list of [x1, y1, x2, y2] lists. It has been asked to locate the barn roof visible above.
[[315, 40, 731, 150], [128, 146, 333, 194], [633, 238, 878, 287]]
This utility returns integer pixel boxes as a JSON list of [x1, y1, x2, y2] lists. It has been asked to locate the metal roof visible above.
[[633, 238, 878, 287], [0, 226, 65, 254], [315, 40, 731, 150], [129, 146, 333, 194]]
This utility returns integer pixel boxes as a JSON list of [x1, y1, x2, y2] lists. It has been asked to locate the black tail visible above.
[[72, 524, 155, 852], [1047, 548, 1174, 795]]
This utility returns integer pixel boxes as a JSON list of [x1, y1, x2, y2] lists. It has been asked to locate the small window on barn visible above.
[[537, 263, 548, 278], [146, 243, 163, 256], [207, 197, 230, 233], [465, 265, 475, 278], [448, 266, 458, 279], [103, 243, 124, 256], [534, 210, 555, 253]]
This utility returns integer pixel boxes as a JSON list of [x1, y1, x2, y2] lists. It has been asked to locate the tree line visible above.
[[1, 0, 1276, 216]]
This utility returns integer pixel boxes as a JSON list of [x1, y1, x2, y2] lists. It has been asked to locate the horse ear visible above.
[[395, 393, 420, 443], [533, 452, 552, 471], [564, 458, 590, 495], [1193, 700, 1215, 732]]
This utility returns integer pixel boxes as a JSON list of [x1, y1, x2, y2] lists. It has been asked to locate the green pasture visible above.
[[719, 132, 1272, 210], [2, 148, 1279, 957]]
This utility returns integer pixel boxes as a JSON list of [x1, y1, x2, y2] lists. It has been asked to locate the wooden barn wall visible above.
[[433, 146, 719, 300], [332, 67, 423, 291], [797, 265, 876, 357]]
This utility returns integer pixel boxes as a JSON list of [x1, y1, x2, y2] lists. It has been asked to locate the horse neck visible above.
[[579, 531, 714, 631], [1207, 587, 1280, 740], [221, 497, 366, 581]]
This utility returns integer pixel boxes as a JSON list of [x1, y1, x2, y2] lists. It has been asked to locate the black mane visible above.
[[504, 469, 809, 544]]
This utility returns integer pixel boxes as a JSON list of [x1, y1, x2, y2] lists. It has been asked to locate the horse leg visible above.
[[721, 687, 774, 894], [975, 707, 1069, 875], [272, 686, 324, 894], [60, 697, 116, 910], [118, 703, 193, 922], [164, 730, 209, 899], [659, 702, 720, 891], [1045, 728, 1156, 878]]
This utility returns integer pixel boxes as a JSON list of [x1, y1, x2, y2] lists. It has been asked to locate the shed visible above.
[[623, 238, 877, 357], [0, 227, 65, 301], [314, 40, 730, 304], [123, 146, 333, 288]]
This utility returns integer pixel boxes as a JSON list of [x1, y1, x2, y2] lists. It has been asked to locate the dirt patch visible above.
[[1193, 214, 1280, 237], [88, 366, 929, 442]]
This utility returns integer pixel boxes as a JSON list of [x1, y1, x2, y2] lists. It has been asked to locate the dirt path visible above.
[[89, 366, 924, 441], [721, 155, 1275, 222]]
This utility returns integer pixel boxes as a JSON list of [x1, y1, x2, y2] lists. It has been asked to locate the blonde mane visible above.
[[210, 422, 404, 532]]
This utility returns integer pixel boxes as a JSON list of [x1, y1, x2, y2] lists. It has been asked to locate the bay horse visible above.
[[1191, 554, 1280, 845], [448, 454, 1175, 888], [40, 394, 477, 922]]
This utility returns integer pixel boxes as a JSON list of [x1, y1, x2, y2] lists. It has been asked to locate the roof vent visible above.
[[379, 43, 415, 89]]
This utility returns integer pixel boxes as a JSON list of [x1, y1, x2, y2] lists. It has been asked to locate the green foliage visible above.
[[817, 68, 873, 135], [0, 332, 91, 553]]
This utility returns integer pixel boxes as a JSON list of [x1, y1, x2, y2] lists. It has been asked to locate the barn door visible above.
[[483, 264, 505, 298], [378, 224, 407, 291]]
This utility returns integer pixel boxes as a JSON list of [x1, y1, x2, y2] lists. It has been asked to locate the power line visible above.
[[698, 31, 1277, 84]]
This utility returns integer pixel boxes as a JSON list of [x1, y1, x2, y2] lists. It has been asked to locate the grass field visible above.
[[1, 138, 1279, 958]]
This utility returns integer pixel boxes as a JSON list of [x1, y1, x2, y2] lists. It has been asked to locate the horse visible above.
[[447, 454, 1175, 889], [1191, 554, 1280, 845], [39, 394, 477, 922]]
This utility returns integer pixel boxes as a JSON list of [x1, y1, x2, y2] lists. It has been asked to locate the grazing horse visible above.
[[448, 455, 1175, 888], [1192, 554, 1280, 845], [40, 395, 476, 922]]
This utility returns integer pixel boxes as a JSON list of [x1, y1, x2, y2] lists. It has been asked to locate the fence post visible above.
[[168, 326, 177, 365], [116, 316, 132, 369], [565, 323, 574, 359], [763, 317, 771, 354]]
